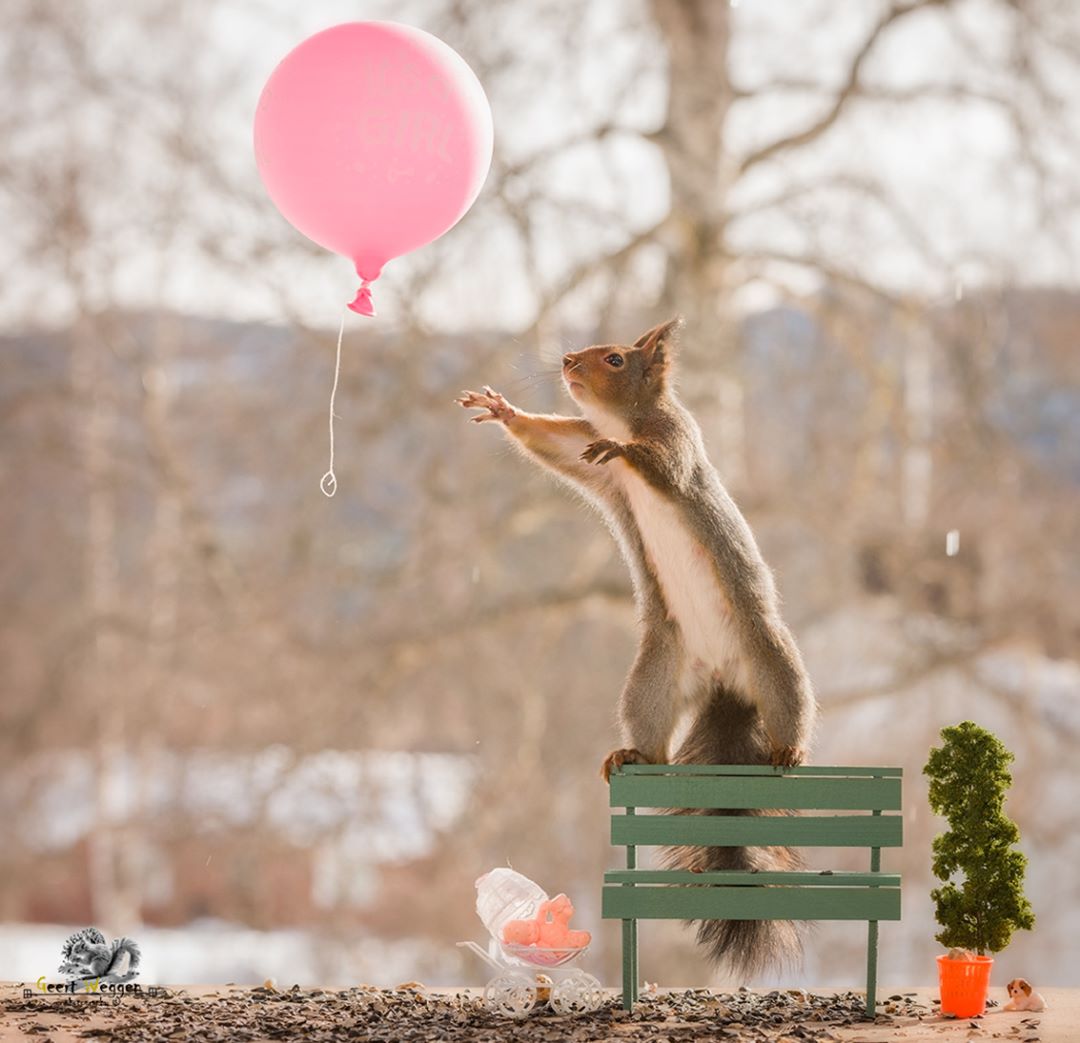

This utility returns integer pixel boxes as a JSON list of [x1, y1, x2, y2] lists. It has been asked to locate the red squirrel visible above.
[[458, 319, 817, 976]]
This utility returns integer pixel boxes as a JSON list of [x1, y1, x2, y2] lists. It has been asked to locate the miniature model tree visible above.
[[923, 721, 1035, 954]]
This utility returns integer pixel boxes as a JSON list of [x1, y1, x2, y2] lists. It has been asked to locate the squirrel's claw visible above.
[[458, 387, 515, 423], [581, 439, 624, 465], [770, 745, 804, 768], [600, 747, 648, 782]]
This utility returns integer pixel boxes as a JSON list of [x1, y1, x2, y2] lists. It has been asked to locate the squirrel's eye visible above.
[[605, 353, 624, 368]]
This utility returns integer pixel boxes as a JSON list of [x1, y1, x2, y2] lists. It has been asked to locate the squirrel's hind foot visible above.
[[601, 747, 649, 783]]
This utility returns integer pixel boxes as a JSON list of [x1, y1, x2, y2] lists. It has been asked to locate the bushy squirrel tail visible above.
[[105, 938, 141, 978], [661, 686, 804, 979]]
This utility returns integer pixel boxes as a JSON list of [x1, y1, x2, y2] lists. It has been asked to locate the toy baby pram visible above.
[[461, 867, 604, 1017], [456, 938, 604, 1017]]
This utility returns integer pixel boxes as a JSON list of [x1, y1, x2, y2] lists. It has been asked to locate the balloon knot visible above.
[[348, 281, 375, 317]]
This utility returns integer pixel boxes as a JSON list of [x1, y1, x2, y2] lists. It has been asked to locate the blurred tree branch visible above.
[[738, 0, 952, 174]]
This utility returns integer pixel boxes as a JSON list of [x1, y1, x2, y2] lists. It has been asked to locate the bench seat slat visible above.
[[604, 869, 901, 887], [615, 765, 902, 778], [602, 884, 902, 922], [610, 774, 901, 811], [611, 812, 902, 848]]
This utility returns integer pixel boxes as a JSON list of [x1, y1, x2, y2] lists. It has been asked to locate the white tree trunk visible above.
[[649, 0, 745, 486], [71, 315, 139, 931]]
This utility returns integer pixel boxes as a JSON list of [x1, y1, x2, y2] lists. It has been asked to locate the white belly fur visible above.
[[578, 400, 750, 699], [618, 465, 751, 698]]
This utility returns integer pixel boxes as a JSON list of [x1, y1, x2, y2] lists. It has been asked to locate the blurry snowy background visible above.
[[2, 0, 1079, 990]]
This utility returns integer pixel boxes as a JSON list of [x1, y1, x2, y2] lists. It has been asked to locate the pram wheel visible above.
[[484, 972, 538, 1018], [550, 971, 604, 1014]]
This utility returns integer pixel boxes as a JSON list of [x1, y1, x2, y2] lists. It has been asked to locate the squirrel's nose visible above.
[[562, 354, 575, 369]]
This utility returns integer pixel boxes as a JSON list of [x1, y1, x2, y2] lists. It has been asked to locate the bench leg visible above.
[[866, 919, 879, 1019], [622, 919, 637, 1010], [866, 834, 881, 1019]]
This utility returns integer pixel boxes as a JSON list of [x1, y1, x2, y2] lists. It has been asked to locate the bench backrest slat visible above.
[[609, 773, 901, 811], [616, 764, 901, 777], [610, 811, 903, 848], [604, 869, 901, 887]]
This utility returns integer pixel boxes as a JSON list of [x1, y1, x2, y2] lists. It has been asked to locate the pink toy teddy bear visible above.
[[502, 894, 591, 948]]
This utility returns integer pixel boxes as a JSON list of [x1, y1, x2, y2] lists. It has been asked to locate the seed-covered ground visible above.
[[0, 983, 1058, 1043]]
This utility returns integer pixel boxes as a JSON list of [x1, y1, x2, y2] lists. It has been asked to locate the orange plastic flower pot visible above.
[[937, 954, 993, 1018]]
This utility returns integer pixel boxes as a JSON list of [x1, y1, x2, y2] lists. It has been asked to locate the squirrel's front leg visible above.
[[459, 387, 603, 488]]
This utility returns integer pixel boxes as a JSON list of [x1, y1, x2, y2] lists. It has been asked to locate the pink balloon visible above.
[[254, 22, 494, 315]]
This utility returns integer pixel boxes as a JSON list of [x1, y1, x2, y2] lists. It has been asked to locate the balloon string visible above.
[[320, 309, 346, 497]]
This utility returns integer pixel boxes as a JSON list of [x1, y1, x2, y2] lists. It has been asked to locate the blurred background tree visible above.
[[1, 0, 1078, 988]]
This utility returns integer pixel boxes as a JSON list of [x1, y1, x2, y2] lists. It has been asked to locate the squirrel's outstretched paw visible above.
[[457, 386, 516, 423], [581, 439, 624, 465], [600, 747, 649, 782], [770, 745, 805, 768]]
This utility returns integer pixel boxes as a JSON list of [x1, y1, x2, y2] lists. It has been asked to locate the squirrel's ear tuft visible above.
[[633, 317, 683, 367]]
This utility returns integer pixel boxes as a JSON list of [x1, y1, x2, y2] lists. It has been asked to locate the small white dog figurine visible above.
[[1004, 978, 1046, 1012]]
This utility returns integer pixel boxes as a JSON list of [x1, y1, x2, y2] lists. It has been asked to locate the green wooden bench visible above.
[[602, 764, 903, 1017]]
